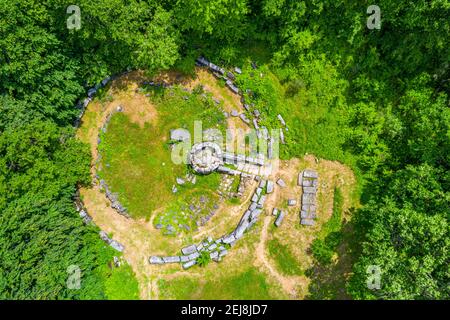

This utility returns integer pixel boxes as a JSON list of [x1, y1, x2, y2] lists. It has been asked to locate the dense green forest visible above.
[[0, 0, 448, 299]]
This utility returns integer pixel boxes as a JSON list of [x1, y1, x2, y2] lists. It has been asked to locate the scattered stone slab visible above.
[[277, 114, 286, 126], [253, 118, 259, 130], [181, 244, 197, 255], [276, 178, 286, 188], [231, 109, 239, 117], [99, 231, 111, 244], [258, 195, 266, 206], [288, 199, 297, 206], [280, 128, 285, 144], [303, 169, 318, 179], [183, 260, 197, 269], [223, 233, 236, 244], [301, 218, 315, 226], [149, 256, 164, 264], [303, 186, 317, 194], [110, 240, 124, 252], [219, 249, 228, 257], [170, 128, 190, 142], [266, 180, 274, 193], [259, 180, 266, 189], [180, 256, 190, 263], [187, 252, 200, 261], [210, 251, 219, 260], [251, 209, 262, 219], [272, 208, 279, 216], [176, 177, 186, 185], [275, 211, 285, 227], [239, 113, 250, 124]]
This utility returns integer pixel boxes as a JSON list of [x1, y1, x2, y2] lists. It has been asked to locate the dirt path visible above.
[[255, 216, 304, 298]]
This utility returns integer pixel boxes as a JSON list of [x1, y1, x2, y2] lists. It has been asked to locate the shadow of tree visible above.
[[305, 211, 360, 300]]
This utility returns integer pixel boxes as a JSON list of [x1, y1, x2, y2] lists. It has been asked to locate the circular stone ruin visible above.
[[188, 142, 223, 174]]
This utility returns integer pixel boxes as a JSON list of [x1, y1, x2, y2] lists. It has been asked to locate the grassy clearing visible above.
[[158, 269, 277, 300], [103, 262, 140, 300], [97, 86, 226, 227], [311, 187, 344, 265], [267, 238, 304, 276]]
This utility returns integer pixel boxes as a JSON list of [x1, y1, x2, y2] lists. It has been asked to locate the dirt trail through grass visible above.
[[255, 216, 305, 297]]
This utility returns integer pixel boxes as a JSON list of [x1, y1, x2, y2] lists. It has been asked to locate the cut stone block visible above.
[[181, 244, 197, 255], [266, 180, 274, 193], [303, 169, 318, 179], [303, 186, 317, 194], [301, 218, 315, 226], [272, 208, 279, 216], [183, 260, 197, 269], [276, 178, 286, 188], [149, 256, 164, 264], [275, 211, 285, 227], [162, 256, 181, 263]]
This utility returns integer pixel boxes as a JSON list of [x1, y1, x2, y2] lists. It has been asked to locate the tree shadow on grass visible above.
[[304, 214, 359, 300]]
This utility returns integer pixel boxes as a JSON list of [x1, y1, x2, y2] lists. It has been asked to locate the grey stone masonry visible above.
[[259, 180, 267, 189], [275, 211, 285, 227], [149, 256, 164, 264], [110, 240, 124, 252], [181, 244, 197, 255], [187, 252, 200, 261], [99, 231, 125, 252], [163, 256, 181, 263], [276, 178, 286, 188], [239, 113, 250, 124], [223, 233, 236, 244], [301, 218, 315, 226], [300, 169, 319, 226], [266, 180, 274, 193], [170, 128, 190, 141], [298, 172, 302, 186], [280, 128, 285, 144], [258, 195, 266, 206], [277, 114, 286, 126], [183, 260, 197, 269]]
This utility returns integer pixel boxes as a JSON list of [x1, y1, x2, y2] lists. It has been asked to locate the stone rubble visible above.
[[150, 176, 271, 268]]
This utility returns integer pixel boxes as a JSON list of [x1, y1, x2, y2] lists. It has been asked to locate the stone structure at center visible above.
[[188, 142, 224, 174]]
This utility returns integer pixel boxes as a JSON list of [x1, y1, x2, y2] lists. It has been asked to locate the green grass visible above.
[[268, 238, 304, 276], [232, 60, 361, 180], [97, 86, 226, 224], [311, 187, 344, 265], [158, 269, 277, 300], [104, 263, 140, 300]]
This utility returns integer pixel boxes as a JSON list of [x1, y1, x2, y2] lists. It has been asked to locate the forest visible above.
[[0, 0, 448, 299]]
